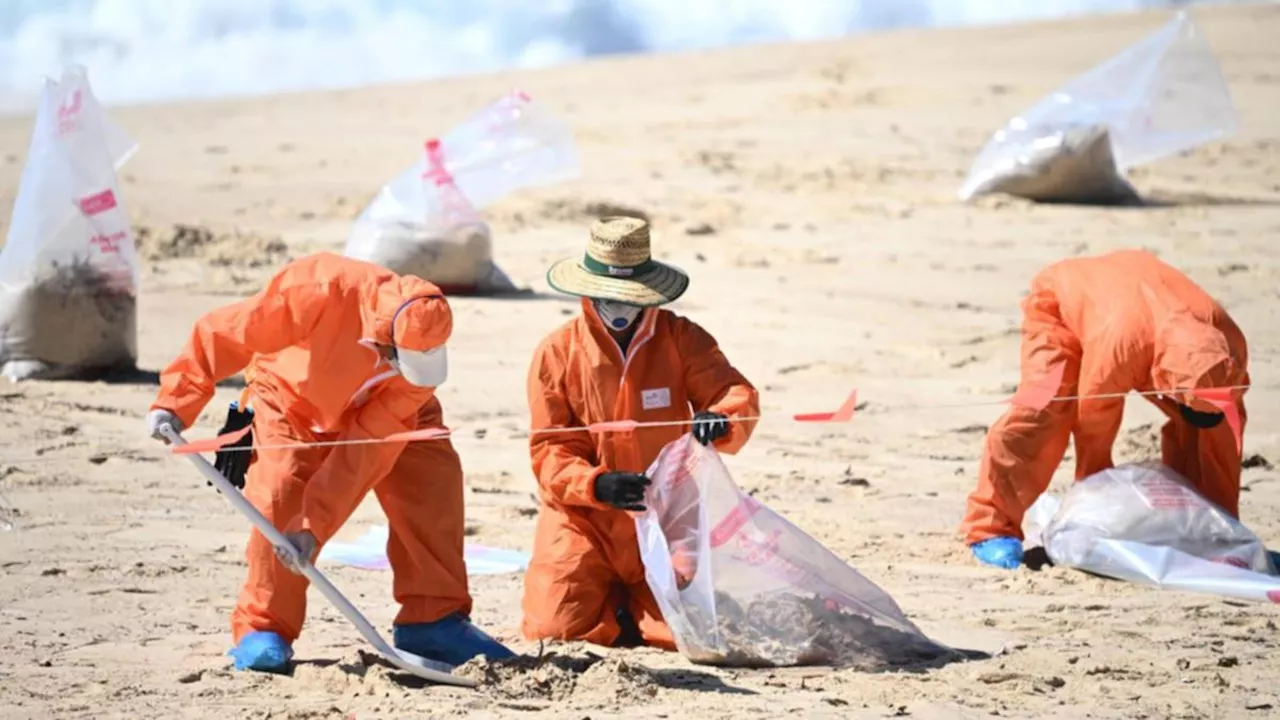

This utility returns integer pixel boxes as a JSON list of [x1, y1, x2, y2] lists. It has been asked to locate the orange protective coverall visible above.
[[521, 300, 759, 648], [962, 250, 1249, 545], [152, 252, 472, 643]]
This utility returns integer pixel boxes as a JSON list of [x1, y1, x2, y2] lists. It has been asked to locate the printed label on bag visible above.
[[642, 387, 671, 411], [57, 89, 82, 135], [709, 495, 763, 548], [79, 189, 118, 216], [668, 439, 700, 488], [1138, 476, 1201, 510], [90, 230, 126, 255]]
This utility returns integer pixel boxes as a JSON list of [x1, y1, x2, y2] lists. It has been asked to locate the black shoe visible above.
[[613, 605, 643, 648]]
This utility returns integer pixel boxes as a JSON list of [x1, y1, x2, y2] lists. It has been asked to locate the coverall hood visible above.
[[388, 297, 451, 387], [1151, 311, 1243, 413], [365, 279, 452, 352]]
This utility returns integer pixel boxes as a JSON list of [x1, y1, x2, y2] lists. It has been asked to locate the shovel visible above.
[[160, 424, 478, 688]]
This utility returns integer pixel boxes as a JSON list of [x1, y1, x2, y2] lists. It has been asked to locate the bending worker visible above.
[[962, 249, 1249, 569], [146, 252, 514, 672], [522, 216, 759, 648]]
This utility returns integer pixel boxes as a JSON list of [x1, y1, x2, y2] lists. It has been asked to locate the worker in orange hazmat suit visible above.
[[145, 252, 514, 672], [522, 216, 760, 648], [962, 249, 1250, 569]]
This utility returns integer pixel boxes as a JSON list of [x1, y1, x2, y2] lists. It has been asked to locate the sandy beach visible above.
[[1, 3, 1279, 718]]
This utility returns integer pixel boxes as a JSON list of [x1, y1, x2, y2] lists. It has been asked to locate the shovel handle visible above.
[[160, 424, 477, 687]]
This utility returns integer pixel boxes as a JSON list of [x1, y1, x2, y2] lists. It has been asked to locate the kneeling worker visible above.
[[962, 250, 1250, 569], [522, 216, 760, 648], [146, 252, 514, 671]]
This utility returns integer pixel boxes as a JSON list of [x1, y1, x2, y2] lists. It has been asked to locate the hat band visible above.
[[582, 253, 656, 278]]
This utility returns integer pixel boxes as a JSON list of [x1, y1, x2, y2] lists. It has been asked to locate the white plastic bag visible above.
[[959, 11, 1236, 203], [0, 65, 141, 381], [1029, 462, 1280, 603], [636, 434, 949, 668], [344, 91, 579, 292]]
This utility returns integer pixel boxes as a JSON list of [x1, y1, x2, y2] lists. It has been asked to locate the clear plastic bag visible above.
[[344, 91, 579, 292], [959, 11, 1236, 203], [635, 434, 950, 668], [1026, 462, 1280, 603], [0, 65, 141, 381]]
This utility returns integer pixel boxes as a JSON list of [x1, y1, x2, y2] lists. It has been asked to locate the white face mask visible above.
[[392, 345, 448, 388], [593, 299, 643, 331]]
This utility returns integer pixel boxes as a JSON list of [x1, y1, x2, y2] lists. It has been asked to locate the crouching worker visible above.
[[962, 249, 1250, 569], [522, 217, 760, 649], [145, 252, 514, 672]]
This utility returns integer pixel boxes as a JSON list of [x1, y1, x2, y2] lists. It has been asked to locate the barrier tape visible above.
[[0, 377, 1250, 464]]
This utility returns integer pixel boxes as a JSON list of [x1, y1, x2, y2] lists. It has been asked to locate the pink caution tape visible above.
[[794, 389, 859, 423], [171, 425, 252, 455], [1189, 387, 1243, 454]]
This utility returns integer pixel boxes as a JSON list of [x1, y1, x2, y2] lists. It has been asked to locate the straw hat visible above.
[[546, 216, 689, 306]]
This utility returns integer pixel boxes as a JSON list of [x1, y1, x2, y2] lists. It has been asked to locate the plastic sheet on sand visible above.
[[1024, 462, 1280, 604], [318, 525, 530, 576]]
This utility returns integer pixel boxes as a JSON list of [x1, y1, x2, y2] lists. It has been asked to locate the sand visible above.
[[0, 4, 1278, 719]]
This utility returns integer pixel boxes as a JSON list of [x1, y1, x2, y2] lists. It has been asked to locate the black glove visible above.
[[692, 411, 730, 446], [1178, 403, 1224, 430], [212, 402, 255, 491], [593, 472, 651, 512]]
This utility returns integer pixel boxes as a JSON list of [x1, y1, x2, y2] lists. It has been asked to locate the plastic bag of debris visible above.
[[1025, 462, 1280, 603], [635, 434, 950, 669], [345, 91, 579, 293], [959, 11, 1236, 204], [0, 65, 141, 381]]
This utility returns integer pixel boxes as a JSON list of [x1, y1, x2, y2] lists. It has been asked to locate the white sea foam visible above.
[[0, 0, 1235, 113]]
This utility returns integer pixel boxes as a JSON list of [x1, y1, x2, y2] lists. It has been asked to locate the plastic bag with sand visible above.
[[0, 65, 141, 381], [635, 434, 952, 669], [959, 11, 1236, 204], [345, 91, 579, 293], [1023, 462, 1280, 604]]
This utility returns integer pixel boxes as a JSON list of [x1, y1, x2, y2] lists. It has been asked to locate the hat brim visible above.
[[546, 257, 689, 306]]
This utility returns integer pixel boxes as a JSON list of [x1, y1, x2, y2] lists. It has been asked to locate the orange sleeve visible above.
[[675, 318, 760, 454], [295, 385, 429, 545], [153, 272, 333, 428], [527, 336, 610, 509]]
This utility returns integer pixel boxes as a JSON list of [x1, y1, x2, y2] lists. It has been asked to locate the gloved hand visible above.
[[146, 409, 183, 444], [692, 411, 730, 446], [274, 530, 318, 575], [593, 471, 651, 512], [1178, 403, 1225, 429], [212, 402, 255, 491], [971, 536, 1024, 569]]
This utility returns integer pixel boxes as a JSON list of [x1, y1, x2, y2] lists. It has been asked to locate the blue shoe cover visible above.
[[971, 536, 1024, 569], [394, 613, 516, 666], [227, 630, 293, 672]]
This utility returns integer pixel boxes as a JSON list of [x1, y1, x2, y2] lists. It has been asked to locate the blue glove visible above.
[[971, 536, 1024, 569], [394, 613, 516, 666], [227, 630, 292, 673]]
